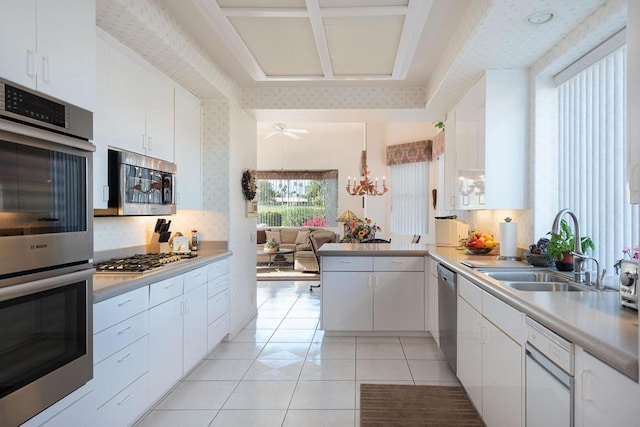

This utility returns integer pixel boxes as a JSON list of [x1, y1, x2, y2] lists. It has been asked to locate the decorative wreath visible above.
[[241, 169, 256, 201]]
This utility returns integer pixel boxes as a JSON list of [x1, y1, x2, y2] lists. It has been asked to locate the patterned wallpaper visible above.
[[241, 86, 426, 110], [96, 0, 240, 100]]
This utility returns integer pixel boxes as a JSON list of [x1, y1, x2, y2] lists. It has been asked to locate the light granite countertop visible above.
[[92, 250, 232, 303], [317, 243, 639, 381]]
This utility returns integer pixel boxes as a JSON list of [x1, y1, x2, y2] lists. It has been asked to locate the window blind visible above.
[[558, 45, 639, 276], [390, 161, 428, 235]]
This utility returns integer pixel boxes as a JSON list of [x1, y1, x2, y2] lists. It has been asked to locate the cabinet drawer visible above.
[[208, 312, 229, 352], [149, 275, 184, 307], [482, 292, 525, 344], [208, 289, 229, 323], [94, 311, 149, 364], [374, 256, 424, 272], [208, 258, 230, 280], [94, 286, 149, 334], [208, 274, 228, 298], [94, 373, 148, 427], [458, 276, 482, 312], [322, 256, 373, 271], [93, 336, 149, 408], [184, 265, 207, 293]]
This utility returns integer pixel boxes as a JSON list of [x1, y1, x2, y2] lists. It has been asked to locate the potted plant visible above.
[[547, 219, 594, 271], [263, 238, 280, 253]]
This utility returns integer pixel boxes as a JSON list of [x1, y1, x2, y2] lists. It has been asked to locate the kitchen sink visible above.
[[503, 282, 593, 292], [480, 270, 570, 283]]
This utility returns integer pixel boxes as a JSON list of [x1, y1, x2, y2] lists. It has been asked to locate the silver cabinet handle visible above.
[[117, 299, 132, 307], [26, 50, 35, 78], [117, 326, 132, 335]]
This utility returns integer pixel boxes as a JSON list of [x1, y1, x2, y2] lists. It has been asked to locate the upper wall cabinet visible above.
[[94, 31, 184, 209], [445, 70, 528, 210], [0, 0, 95, 110], [106, 41, 175, 162]]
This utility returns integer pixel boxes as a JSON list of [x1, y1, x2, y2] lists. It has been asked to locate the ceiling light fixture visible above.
[[345, 124, 388, 197], [525, 11, 554, 25]]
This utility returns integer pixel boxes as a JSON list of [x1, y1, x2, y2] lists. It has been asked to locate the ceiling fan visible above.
[[264, 122, 308, 140]]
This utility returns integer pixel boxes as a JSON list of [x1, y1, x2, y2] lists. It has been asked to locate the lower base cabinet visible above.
[[321, 256, 425, 332], [456, 276, 524, 427], [21, 257, 230, 427], [575, 348, 640, 426]]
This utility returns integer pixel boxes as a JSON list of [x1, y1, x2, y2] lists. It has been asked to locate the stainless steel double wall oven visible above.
[[0, 78, 94, 427]]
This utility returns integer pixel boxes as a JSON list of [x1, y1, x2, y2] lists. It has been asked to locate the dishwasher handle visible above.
[[526, 344, 572, 389], [437, 264, 456, 283]]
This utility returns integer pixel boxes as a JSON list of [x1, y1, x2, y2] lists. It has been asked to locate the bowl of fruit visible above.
[[464, 232, 497, 255]]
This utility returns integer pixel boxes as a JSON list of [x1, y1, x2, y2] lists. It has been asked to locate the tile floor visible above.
[[136, 281, 459, 427]]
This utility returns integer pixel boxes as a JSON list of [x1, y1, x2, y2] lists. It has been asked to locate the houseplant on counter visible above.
[[340, 218, 381, 243], [547, 219, 594, 271]]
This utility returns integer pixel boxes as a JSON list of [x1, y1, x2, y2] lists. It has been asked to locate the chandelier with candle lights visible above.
[[345, 124, 388, 196]]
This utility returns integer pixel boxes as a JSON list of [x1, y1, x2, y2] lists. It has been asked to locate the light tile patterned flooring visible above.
[[136, 281, 459, 426]]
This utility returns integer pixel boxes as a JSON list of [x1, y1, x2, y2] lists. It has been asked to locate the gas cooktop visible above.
[[94, 253, 197, 274]]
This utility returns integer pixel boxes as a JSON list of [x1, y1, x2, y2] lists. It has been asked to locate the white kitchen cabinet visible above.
[[207, 259, 230, 351], [456, 276, 524, 427], [426, 257, 439, 344], [174, 87, 202, 209], [374, 272, 424, 331], [183, 267, 209, 373], [445, 69, 528, 211], [441, 113, 458, 211], [0, 0, 95, 110], [93, 373, 149, 427], [457, 295, 483, 411], [322, 272, 374, 331], [575, 347, 640, 426], [97, 31, 175, 161], [93, 35, 110, 209], [321, 256, 424, 332], [148, 276, 185, 404]]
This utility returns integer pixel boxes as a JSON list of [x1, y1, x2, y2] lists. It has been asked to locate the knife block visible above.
[[148, 232, 170, 254]]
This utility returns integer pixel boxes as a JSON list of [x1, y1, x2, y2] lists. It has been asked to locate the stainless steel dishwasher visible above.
[[525, 317, 575, 426], [437, 264, 457, 373]]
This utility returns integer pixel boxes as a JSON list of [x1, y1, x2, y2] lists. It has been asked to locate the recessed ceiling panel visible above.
[[229, 17, 323, 76], [217, 0, 306, 8], [319, 0, 408, 7], [324, 16, 404, 76]]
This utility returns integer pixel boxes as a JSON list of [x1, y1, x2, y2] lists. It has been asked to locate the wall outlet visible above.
[[250, 232, 255, 243], [251, 291, 256, 305]]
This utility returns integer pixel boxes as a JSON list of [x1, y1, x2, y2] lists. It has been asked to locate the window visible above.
[[256, 170, 338, 227], [557, 44, 639, 274], [390, 161, 429, 235]]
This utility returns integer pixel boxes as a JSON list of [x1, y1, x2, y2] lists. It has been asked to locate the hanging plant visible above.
[[241, 169, 256, 201]]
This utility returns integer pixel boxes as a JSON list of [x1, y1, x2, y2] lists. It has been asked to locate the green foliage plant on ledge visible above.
[[546, 218, 595, 261]]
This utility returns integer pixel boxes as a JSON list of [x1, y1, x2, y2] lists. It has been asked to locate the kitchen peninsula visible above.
[[317, 243, 638, 380]]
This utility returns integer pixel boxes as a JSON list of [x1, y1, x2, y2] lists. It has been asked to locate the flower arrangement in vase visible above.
[[263, 238, 280, 253], [340, 218, 381, 243]]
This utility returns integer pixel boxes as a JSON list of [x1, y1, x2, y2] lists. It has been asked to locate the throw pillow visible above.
[[295, 229, 311, 245], [256, 229, 267, 245], [280, 228, 298, 244], [265, 230, 281, 244]]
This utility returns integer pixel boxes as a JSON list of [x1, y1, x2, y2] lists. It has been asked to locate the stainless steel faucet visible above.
[[570, 252, 605, 290], [551, 209, 586, 283]]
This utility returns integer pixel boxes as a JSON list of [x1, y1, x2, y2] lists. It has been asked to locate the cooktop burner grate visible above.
[[95, 253, 197, 273]]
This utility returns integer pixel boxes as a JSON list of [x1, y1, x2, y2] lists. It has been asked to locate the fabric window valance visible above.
[[385, 140, 432, 166]]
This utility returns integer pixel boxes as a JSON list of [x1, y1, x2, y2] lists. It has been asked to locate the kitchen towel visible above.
[[500, 220, 518, 257]]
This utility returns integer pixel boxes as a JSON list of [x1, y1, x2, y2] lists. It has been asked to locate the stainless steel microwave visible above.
[[94, 148, 177, 216]]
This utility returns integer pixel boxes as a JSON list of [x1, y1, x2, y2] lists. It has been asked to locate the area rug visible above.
[[256, 268, 320, 281], [360, 384, 484, 426]]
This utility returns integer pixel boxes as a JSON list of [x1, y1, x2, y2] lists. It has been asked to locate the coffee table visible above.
[[257, 248, 295, 271]]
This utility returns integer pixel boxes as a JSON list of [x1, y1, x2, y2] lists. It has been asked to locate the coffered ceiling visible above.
[[191, 0, 430, 82], [159, 0, 467, 87]]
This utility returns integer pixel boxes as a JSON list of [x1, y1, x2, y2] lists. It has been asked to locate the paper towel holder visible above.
[[496, 217, 522, 261]]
